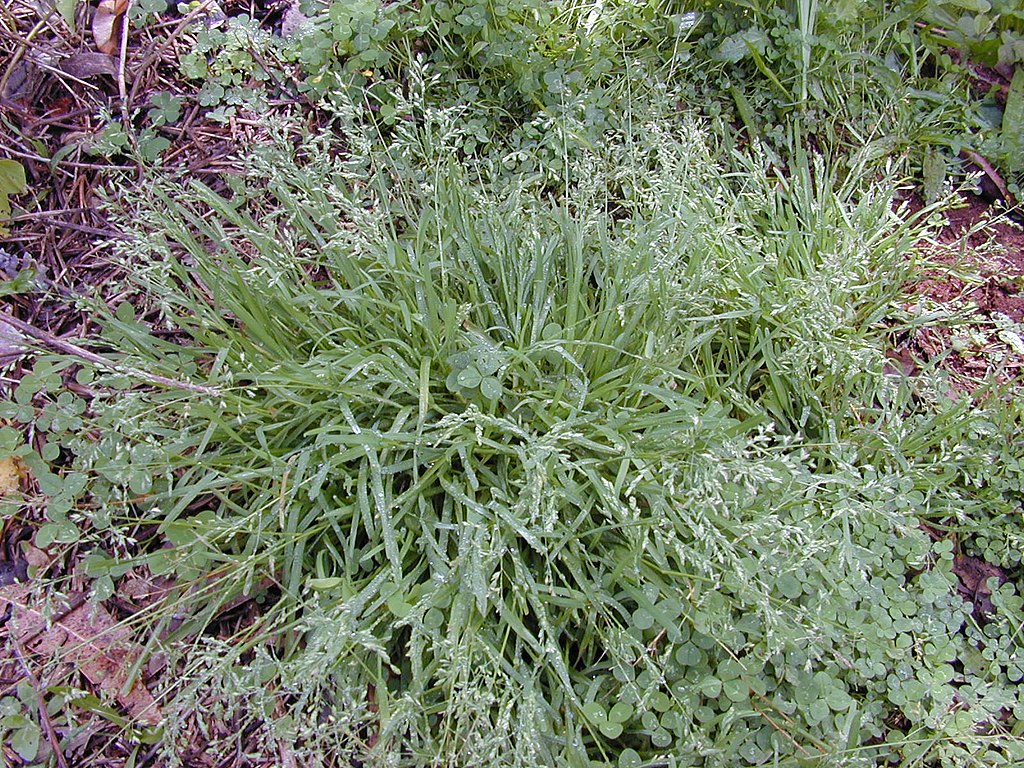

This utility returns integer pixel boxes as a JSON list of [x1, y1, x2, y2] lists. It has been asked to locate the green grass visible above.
[[2, 1, 1023, 765], [35, 113, 1017, 767]]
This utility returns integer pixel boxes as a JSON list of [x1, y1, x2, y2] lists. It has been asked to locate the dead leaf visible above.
[[118, 573, 175, 609], [0, 60, 38, 102], [60, 52, 118, 79], [0, 585, 162, 724], [0, 456, 24, 496], [20, 542, 49, 570], [953, 553, 1008, 619], [92, 0, 129, 56]]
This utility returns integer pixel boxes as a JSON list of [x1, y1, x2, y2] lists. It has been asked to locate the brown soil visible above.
[[921, 195, 1024, 315], [891, 193, 1024, 388]]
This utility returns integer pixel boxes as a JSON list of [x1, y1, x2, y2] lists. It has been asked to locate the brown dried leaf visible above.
[[20, 542, 49, 570], [0, 60, 38, 102], [0, 585, 162, 724], [119, 573, 175, 609], [60, 52, 118, 79], [92, 0, 129, 56], [953, 554, 1008, 619], [0, 456, 24, 496]]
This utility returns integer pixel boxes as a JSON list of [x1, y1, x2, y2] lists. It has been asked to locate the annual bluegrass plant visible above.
[[60, 115, 1024, 767]]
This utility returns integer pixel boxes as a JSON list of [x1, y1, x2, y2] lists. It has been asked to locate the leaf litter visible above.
[[0, 585, 162, 725]]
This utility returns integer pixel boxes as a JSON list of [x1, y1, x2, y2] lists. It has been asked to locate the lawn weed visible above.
[[21, 112, 1017, 766]]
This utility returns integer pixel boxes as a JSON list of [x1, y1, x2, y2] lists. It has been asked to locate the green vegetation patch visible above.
[[8, 116, 1013, 766]]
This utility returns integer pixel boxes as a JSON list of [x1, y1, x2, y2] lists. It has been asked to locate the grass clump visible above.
[[46, 116, 1023, 767]]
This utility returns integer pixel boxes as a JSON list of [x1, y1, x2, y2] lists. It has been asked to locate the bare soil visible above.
[[890, 193, 1024, 387]]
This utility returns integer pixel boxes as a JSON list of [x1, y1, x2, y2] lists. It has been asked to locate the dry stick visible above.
[[960, 148, 1015, 205], [9, 632, 71, 768], [0, 313, 221, 395], [0, 3, 17, 30], [6, 216, 113, 238], [0, 141, 137, 171], [9, 208, 97, 219], [117, 0, 133, 106]]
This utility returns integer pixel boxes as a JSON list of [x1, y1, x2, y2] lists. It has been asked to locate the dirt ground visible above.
[[889, 193, 1024, 387]]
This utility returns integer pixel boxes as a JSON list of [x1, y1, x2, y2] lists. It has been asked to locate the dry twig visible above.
[[0, 312, 221, 395], [8, 631, 71, 768]]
